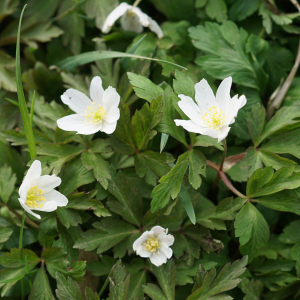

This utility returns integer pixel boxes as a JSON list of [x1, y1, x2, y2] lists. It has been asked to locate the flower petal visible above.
[[19, 200, 41, 219], [216, 76, 232, 112], [77, 123, 103, 135], [23, 160, 41, 183], [105, 106, 120, 123], [174, 120, 207, 134], [136, 245, 152, 258], [34, 200, 57, 212], [121, 12, 143, 33], [148, 17, 163, 38], [61, 89, 92, 116], [101, 121, 117, 134], [90, 76, 104, 106], [200, 126, 231, 142], [149, 252, 167, 267], [161, 234, 175, 247], [102, 2, 131, 33], [224, 95, 247, 126], [31, 175, 61, 193], [102, 86, 120, 113], [151, 226, 167, 236], [43, 190, 68, 207], [160, 242, 173, 259], [131, 7, 149, 26], [57, 114, 86, 132], [19, 180, 30, 202], [178, 95, 205, 126], [195, 79, 217, 112]]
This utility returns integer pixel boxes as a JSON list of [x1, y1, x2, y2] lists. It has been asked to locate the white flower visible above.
[[57, 76, 120, 135], [102, 2, 163, 39], [18, 160, 68, 219], [133, 226, 174, 267], [174, 77, 247, 142]]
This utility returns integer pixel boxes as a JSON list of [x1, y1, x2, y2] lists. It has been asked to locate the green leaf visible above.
[[151, 152, 189, 212], [186, 256, 248, 300], [229, 0, 261, 21], [56, 50, 186, 72], [56, 207, 82, 228], [0, 227, 13, 243], [107, 169, 143, 227], [38, 216, 58, 248], [149, 260, 176, 300], [85, 287, 100, 300], [15, 5, 37, 159], [189, 21, 264, 89], [109, 260, 130, 300], [160, 133, 169, 153], [235, 202, 269, 261], [127, 72, 163, 103], [55, 272, 84, 300], [188, 149, 206, 190], [246, 103, 265, 147], [257, 105, 300, 146], [179, 186, 196, 225], [60, 156, 95, 196], [0, 50, 16, 92], [29, 267, 56, 300], [0, 248, 40, 268], [0, 164, 16, 203], [73, 219, 137, 254], [258, 151, 297, 170], [173, 70, 195, 98], [127, 270, 146, 300], [193, 135, 223, 150], [279, 220, 300, 244], [131, 97, 163, 150], [247, 166, 300, 198], [156, 86, 187, 146], [242, 146, 263, 178], [81, 150, 111, 189], [143, 283, 167, 300], [206, 0, 227, 23], [241, 278, 263, 300]]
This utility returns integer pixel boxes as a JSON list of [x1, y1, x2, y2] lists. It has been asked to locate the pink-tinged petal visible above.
[[101, 120, 117, 134], [31, 175, 61, 193], [57, 114, 86, 132], [216, 76, 232, 113], [136, 245, 152, 258], [19, 200, 41, 219], [102, 2, 131, 33], [23, 160, 41, 183], [43, 190, 68, 207], [174, 120, 207, 134], [160, 242, 173, 259], [195, 79, 217, 112], [90, 76, 104, 106], [105, 106, 120, 124], [149, 252, 167, 267], [61, 89, 92, 116], [102, 86, 120, 113]]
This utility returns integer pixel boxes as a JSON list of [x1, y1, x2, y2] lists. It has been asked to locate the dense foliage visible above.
[[1, 0, 300, 299]]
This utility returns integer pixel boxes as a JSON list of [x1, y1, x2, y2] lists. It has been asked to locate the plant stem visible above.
[[21, 278, 24, 300], [19, 210, 26, 249], [99, 269, 113, 298], [9, 207, 39, 228], [212, 139, 227, 188], [133, 0, 142, 7]]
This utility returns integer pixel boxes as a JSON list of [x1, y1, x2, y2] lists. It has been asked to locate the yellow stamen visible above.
[[84, 102, 106, 125], [201, 105, 225, 130], [143, 236, 160, 253], [25, 186, 46, 209]]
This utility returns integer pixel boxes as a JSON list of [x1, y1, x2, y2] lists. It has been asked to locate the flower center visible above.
[[144, 236, 160, 254], [201, 105, 225, 130], [25, 186, 46, 209], [84, 102, 106, 125]]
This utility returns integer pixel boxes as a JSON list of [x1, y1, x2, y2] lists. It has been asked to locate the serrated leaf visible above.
[[81, 150, 111, 189], [258, 151, 297, 170], [242, 146, 263, 178], [173, 70, 195, 98], [38, 216, 58, 248], [187, 256, 248, 300], [0, 50, 16, 92], [85, 287, 100, 300], [55, 272, 84, 300], [143, 283, 167, 300], [0, 227, 13, 243], [188, 149, 206, 190], [235, 202, 269, 261], [229, 0, 260, 21], [179, 186, 196, 225], [56, 207, 82, 228], [193, 135, 223, 150], [0, 248, 40, 268], [29, 267, 56, 300], [0, 164, 16, 203], [206, 0, 227, 23], [127, 72, 163, 103], [279, 220, 300, 244], [241, 278, 263, 300]]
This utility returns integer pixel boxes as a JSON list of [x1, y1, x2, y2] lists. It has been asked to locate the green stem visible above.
[[212, 139, 227, 189], [21, 278, 24, 300], [133, 0, 142, 6], [99, 269, 113, 298], [19, 210, 26, 249], [30, 91, 36, 128]]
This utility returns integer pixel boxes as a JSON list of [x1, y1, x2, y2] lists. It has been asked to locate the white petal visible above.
[[136, 245, 152, 258], [174, 120, 207, 134], [201, 126, 231, 142], [33, 201, 57, 212], [105, 106, 120, 123], [133, 236, 143, 251], [43, 190, 68, 207], [224, 95, 247, 126], [101, 120, 117, 134], [121, 11, 143, 33], [19, 200, 41, 219], [102, 86, 120, 114], [23, 160, 41, 183], [90, 76, 104, 106], [148, 17, 163, 38], [195, 79, 217, 112], [31, 175, 61, 193], [216, 77, 232, 113], [57, 114, 86, 132], [131, 7, 149, 26], [151, 226, 167, 236], [19, 180, 30, 199], [61, 89, 92, 116], [177, 95, 205, 126], [160, 242, 173, 259], [77, 123, 103, 135], [102, 2, 131, 33], [149, 252, 167, 267], [160, 234, 175, 247]]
